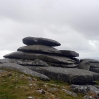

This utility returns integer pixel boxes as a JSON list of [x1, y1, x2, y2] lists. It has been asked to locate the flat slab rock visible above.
[[3, 51, 77, 64], [25, 66, 99, 84], [18, 45, 61, 54], [59, 50, 79, 57], [0, 63, 49, 81], [23, 37, 61, 46]]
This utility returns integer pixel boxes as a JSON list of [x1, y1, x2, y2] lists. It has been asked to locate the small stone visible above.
[[29, 83, 32, 87], [28, 96, 35, 99], [37, 89, 46, 94], [27, 77, 33, 81]]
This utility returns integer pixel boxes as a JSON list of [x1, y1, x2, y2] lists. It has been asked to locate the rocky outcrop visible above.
[[4, 37, 79, 68], [23, 37, 61, 46], [3, 36, 99, 85]]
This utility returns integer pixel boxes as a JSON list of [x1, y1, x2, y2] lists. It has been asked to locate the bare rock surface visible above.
[[0, 63, 49, 81]]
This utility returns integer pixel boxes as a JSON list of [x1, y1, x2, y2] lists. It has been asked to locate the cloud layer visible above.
[[0, 0, 99, 59]]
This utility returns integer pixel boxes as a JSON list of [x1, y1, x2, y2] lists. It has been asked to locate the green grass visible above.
[[0, 69, 84, 99]]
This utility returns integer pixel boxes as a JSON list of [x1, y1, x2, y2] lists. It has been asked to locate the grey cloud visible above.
[[0, 0, 99, 59]]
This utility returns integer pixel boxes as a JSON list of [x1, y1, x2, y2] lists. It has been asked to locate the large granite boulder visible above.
[[23, 37, 61, 46], [17, 45, 61, 54], [0, 63, 49, 81], [4, 51, 77, 64], [25, 66, 99, 84], [77, 60, 90, 70], [59, 50, 79, 57], [80, 59, 99, 73]]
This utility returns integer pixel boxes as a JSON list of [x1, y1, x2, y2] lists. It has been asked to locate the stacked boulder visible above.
[[78, 59, 99, 73], [2, 37, 99, 84], [4, 37, 79, 68]]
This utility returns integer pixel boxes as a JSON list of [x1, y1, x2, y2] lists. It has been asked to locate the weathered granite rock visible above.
[[23, 37, 61, 46], [4, 51, 77, 64], [80, 59, 99, 73], [71, 85, 99, 99], [59, 50, 79, 57], [77, 60, 90, 70], [0, 63, 49, 81], [3, 58, 76, 68], [18, 59, 49, 66], [17, 45, 61, 54], [71, 84, 90, 94], [25, 66, 99, 84]]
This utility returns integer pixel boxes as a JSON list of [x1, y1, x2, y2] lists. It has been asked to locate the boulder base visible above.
[[25, 66, 99, 84]]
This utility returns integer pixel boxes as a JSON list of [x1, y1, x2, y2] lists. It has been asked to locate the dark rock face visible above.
[[60, 50, 79, 57], [17, 45, 61, 54], [23, 37, 61, 46], [25, 66, 99, 84], [4, 51, 77, 64]]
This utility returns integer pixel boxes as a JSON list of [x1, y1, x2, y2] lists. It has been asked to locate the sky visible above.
[[0, 0, 99, 59]]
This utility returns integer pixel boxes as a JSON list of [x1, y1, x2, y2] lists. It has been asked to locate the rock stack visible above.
[[2, 37, 99, 84], [4, 37, 79, 68]]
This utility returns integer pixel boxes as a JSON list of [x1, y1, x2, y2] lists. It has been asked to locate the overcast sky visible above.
[[0, 0, 99, 59]]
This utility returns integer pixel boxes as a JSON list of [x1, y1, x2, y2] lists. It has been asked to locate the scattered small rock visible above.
[[28, 96, 35, 99], [62, 89, 77, 97], [37, 89, 46, 94]]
